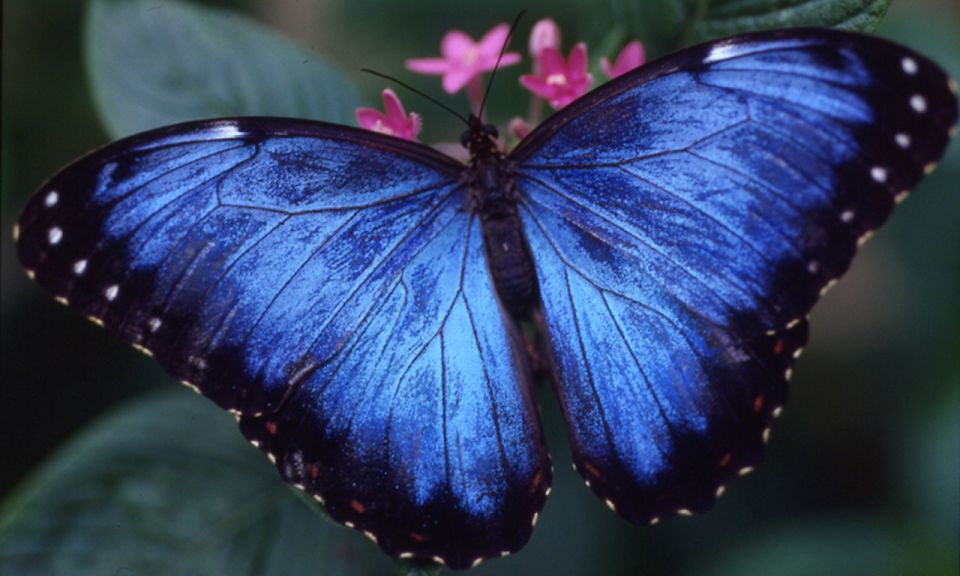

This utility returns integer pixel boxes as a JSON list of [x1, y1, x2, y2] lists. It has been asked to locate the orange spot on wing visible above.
[[753, 394, 765, 413], [718, 452, 732, 468], [410, 532, 427, 543], [773, 339, 784, 354], [529, 470, 543, 492], [307, 463, 320, 479], [582, 461, 602, 479], [265, 420, 278, 435], [350, 499, 366, 514]]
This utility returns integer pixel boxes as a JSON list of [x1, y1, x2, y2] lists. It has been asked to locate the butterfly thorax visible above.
[[463, 116, 540, 319]]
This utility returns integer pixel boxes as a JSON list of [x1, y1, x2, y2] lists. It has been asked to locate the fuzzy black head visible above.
[[461, 114, 501, 158]]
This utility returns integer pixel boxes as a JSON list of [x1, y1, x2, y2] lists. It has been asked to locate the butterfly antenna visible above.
[[361, 68, 470, 126], [477, 10, 526, 121]]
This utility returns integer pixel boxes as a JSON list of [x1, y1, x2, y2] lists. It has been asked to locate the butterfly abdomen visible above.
[[471, 157, 540, 319], [481, 213, 539, 319]]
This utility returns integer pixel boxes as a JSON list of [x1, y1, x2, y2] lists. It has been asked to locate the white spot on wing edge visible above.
[[44, 191, 59, 207], [131, 343, 154, 358], [703, 41, 740, 64], [820, 278, 838, 296], [104, 284, 119, 301], [870, 166, 888, 183], [901, 56, 918, 75], [841, 210, 855, 223], [471, 557, 484, 568], [910, 94, 927, 113], [180, 380, 201, 394], [895, 133, 911, 148], [12, 224, 20, 241], [210, 121, 245, 139], [148, 317, 162, 332], [48, 227, 63, 245]]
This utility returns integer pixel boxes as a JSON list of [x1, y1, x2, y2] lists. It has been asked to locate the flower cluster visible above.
[[356, 18, 645, 144]]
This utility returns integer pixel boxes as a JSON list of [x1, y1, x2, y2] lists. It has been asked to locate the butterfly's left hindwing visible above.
[[15, 118, 550, 569], [511, 29, 957, 523]]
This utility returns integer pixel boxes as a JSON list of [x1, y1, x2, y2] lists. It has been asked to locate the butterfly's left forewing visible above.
[[510, 29, 957, 523], [16, 118, 550, 568]]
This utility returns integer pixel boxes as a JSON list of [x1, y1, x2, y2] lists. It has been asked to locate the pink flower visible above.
[[355, 89, 422, 141], [520, 43, 593, 109], [600, 40, 646, 80], [406, 24, 522, 94], [508, 116, 532, 140], [528, 18, 560, 64]]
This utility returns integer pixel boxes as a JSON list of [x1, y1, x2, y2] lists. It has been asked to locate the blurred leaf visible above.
[[693, 519, 905, 576], [396, 559, 446, 576], [0, 389, 391, 575], [86, 0, 361, 138], [686, 0, 892, 43], [605, 0, 890, 56], [898, 384, 960, 575]]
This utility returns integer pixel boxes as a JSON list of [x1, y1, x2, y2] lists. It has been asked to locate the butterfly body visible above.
[[465, 124, 541, 319], [15, 29, 957, 569]]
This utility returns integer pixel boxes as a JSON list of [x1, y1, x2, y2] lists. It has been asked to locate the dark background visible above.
[[2, 1, 958, 574]]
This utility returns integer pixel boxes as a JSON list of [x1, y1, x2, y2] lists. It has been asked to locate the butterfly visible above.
[[14, 28, 958, 570]]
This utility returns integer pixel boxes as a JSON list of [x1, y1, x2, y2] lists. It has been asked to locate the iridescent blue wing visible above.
[[510, 29, 957, 523], [15, 118, 550, 568]]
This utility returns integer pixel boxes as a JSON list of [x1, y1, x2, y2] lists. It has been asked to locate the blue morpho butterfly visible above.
[[14, 27, 958, 569]]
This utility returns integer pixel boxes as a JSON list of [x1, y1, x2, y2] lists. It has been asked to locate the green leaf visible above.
[[86, 0, 361, 139], [604, 0, 891, 56], [686, 0, 893, 44], [0, 389, 392, 575], [692, 519, 906, 576], [396, 559, 446, 576]]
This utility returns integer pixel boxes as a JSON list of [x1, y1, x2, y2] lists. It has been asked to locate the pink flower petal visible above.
[[496, 52, 522, 67], [405, 57, 450, 74], [381, 89, 406, 122], [405, 112, 423, 140], [441, 30, 475, 59], [355, 108, 390, 132], [519, 74, 552, 99], [520, 43, 593, 111], [409, 24, 522, 95], [600, 56, 615, 79], [356, 90, 421, 141], [477, 24, 511, 57], [529, 18, 560, 59], [442, 67, 476, 94], [568, 43, 588, 80], [509, 116, 532, 139], [604, 40, 645, 79], [537, 47, 565, 75]]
